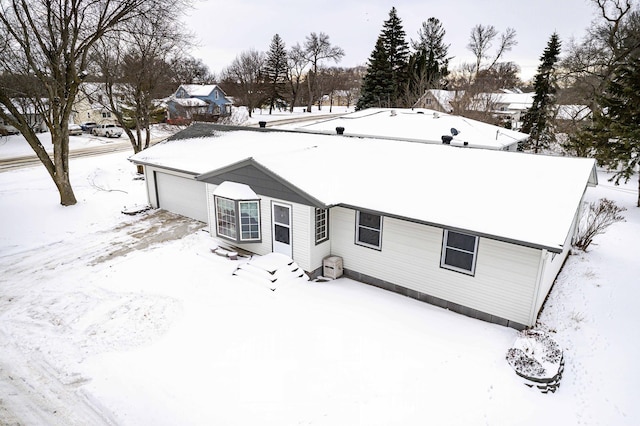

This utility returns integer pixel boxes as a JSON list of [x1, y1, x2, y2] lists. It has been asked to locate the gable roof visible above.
[[178, 84, 225, 98], [130, 124, 596, 253], [282, 108, 528, 150]]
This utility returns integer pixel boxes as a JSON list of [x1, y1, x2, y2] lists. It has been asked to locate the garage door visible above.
[[155, 172, 208, 222]]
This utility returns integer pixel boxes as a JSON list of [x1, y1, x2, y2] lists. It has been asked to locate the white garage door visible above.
[[155, 172, 208, 222]]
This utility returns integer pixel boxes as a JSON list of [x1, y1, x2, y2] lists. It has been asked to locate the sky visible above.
[[184, 0, 599, 82]]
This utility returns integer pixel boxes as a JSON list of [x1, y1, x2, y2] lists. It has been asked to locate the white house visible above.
[[281, 108, 528, 151], [130, 124, 597, 330]]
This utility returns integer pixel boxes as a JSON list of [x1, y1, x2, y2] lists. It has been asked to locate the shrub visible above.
[[574, 198, 626, 251]]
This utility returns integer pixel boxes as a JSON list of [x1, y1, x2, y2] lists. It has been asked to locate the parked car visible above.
[[92, 124, 123, 138], [69, 124, 83, 136], [0, 123, 19, 136], [80, 121, 97, 132]]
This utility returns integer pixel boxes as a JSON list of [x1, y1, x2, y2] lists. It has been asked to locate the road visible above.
[[0, 140, 134, 172]]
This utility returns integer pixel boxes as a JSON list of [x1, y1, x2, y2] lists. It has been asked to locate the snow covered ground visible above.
[[0, 131, 638, 424]]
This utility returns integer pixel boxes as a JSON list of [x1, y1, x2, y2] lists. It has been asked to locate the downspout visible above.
[[528, 249, 548, 327]]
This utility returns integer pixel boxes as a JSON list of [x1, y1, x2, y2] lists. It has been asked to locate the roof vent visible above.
[[441, 135, 453, 144], [390, 110, 397, 116], [258, 121, 267, 128], [451, 127, 459, 136], [433, 112, 439, 119], [336, 126, 345, 135]]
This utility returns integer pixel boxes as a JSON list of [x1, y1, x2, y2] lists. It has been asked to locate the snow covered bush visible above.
[[506, 329, 564, 393], [574, 198, 626, 251]]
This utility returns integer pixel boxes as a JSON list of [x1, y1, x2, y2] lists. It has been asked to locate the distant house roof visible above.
[[178, 84, 224, 98], [130, 124, 597, 253], [170, 98, 208, 107], [429, 89, 456, 111], [279, 108, 528, 150]]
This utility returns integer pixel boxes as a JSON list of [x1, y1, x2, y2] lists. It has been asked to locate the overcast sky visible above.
[[184, 0, 599, 81]]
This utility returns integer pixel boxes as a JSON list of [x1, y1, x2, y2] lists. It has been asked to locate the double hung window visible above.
[[356, 211, 382, 250], [441, 230, 478, 275], [315, 208, 329, 244]]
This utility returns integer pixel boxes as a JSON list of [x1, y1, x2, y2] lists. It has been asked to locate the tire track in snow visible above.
[[0, 209, 204, 424], [0, 209, 205, 283]]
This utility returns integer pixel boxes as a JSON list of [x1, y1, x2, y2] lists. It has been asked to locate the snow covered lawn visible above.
[[0, 150, 638, 425]]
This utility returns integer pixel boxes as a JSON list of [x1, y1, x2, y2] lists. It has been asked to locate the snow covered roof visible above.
[[179, 84, 221, 97], [286, 108, 528, 150], [213, 181, 259, 200], [170, 98, 208, 107], [130, 124, 597, 253]]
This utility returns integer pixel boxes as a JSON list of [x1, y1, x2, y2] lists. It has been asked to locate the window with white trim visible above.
[[440, 230, 478, 275], [239, 201, 260, 240], [214, 196, 261, 242], [315, 208, 328, 244], [356, 211, 382, 250]]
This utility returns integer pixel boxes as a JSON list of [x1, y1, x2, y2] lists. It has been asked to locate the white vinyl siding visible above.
[[205, 183, 323, 272], [330, 207, 541, 325]]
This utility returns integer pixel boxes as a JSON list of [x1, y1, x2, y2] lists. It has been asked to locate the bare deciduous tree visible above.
[[222, 49, 266, 118], [286, 44, 307, 112], [0, 0, 164, 206], [91, 5, 193, 159], [303, 32, 344, 112], [467, 25, 517, 74]]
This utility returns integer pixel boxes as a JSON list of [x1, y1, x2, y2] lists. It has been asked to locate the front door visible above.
[[272, 202, 292, 258]]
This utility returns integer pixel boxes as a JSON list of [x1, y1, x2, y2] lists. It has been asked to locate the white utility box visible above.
[[323, 256, 343, 279]]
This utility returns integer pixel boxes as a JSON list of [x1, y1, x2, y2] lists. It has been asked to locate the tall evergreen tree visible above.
[[382, 7, 410, 105], [264, 34, 288, 114], [356, 38, 392, 109], [407, 17, 450, 104], [521, 32, 561, 153], [357, 7, 409, 109], [588, 56, 640, 207]]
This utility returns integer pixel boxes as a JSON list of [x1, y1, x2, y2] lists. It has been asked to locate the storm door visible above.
[[272, 202, 292, 258]]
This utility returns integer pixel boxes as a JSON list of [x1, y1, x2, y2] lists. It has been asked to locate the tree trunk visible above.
[[637, 173, 640, 207], [54, 172, 78, 206], [21, 127, 78, 206]]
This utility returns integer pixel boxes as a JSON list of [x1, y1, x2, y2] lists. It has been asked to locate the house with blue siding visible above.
[[166, 84, 232, 124]]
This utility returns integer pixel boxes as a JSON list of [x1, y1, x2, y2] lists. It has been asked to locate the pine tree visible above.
[[382, 7, 410, 105], [589, 56, 640, 207], [521, 33, 561, 153], [356, 37, 392, 109], [407, 17, 450, 104], [264, 34, 288, 114], [357, 7, 409, 109]]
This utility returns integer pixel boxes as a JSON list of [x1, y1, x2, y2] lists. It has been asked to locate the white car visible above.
[[69, 124, 83, 136], [92, 124, 123, 138]]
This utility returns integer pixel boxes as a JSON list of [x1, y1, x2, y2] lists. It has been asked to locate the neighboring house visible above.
[[130, 124, 597, 330], [414, 89, 535, 130], [73, 83, 121, 125], [166, 84, 232, 125], [285, 108, 528, 151], [1, 101, 48, 132], [413, 89, 456, 113]]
